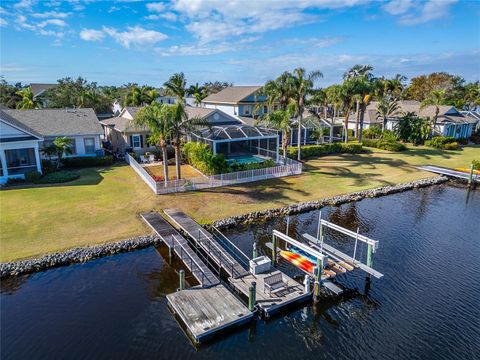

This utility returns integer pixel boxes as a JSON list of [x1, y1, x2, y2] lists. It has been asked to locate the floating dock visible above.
[[164, 208, 248, 279], [167, 284, 253, 344], [418, 165, 479, 183], [141, 212, 219, 287], [229, 269, 310, 316]]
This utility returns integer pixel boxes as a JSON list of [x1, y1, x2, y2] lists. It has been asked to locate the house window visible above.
[[263, 105, 268, 113], [132, 134, 141, 148], [244, 106, 251, 115], [84, 137, 96, 154], [68, 138, 77, 155], [5, 148, 37, 175]]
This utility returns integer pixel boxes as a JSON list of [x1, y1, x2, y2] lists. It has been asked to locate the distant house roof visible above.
[[202, 86, 262, 104], [185, 106, 216, 119], [1, 108, 103, 137], [30, 83, 57, 98]]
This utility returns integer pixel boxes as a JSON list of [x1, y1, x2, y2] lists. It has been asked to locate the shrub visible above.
[[287, 143, 363, 159], [41, 160, 57, 174], [363, 127, 382, 139], [25, 170, 42, 182], [6, 177, 25, 185], [362, 139, 407, 152], [230, 159, 276, 172], [469, 135, 480, 144], [473, 160, 480, 170], [443, 142, 459, 150], [34, 171, 80, 184], [61, 156, 114, 168], [381, 130, 398, 141], [425, 136, 456, 149], [457, 137, 469, 145], [183, 142, 228, 175]]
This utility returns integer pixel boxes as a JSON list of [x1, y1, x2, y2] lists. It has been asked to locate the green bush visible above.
[[183, 142, 228, 175], [6, 177, 25, 185], [443, 142, 459, 150], [25, 170, 42, 182], [425, 136, 456, 149], [457, 137, 469, 145], [230, 159, 276, 172], [472, 160, 480, 170], [469, 135, 480, 144], [287, 143, 363, 159], [34, 171, 80, 184], [41, 160, 57, 174], [61, 156, 114, 168], [381, 130, 398, 141], [362, 139, 407, 152], [363, 127, 382, 139]]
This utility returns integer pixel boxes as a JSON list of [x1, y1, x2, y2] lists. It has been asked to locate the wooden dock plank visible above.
[[167, 284, 253, 343], [229, 269, 310, 316], [164, 208, 248, 279], [141, 212, 219, 287]]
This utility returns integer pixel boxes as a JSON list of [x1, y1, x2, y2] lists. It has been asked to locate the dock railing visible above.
[[126, 153, 302, 195], [211, 227, 250, 270]]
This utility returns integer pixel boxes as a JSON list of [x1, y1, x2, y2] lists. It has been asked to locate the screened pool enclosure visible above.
[[189, 124, 280, 163]]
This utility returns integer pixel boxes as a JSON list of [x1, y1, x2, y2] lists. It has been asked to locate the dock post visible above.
[[248, 282, 256, 311], [253, 242, 258, 259], [271, 234, 277, 266], [304, 275, 310, 293], [179, 269, 185, 291], [468, 163, 474, 185], [367, 243, 373, 268], [313, 257, 323, 303]]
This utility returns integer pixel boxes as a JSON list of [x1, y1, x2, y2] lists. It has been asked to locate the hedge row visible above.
[[61, 156, 114, 168], [287, 143, 363, 159], [362, 139, 407, 152], [424, 136, 457, 149], [182, 142, 228, 175]]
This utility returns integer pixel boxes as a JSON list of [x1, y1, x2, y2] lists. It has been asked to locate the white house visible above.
[[0, 108, 103, 184]]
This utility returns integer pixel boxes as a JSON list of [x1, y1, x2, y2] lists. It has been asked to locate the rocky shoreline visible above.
[[0, 235, 160, 279], [211, 175, 450, 229], [1, 176, 449, 279]]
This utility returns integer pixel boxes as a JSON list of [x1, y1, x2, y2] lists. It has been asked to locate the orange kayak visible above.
[[280, 250, 314, 273]]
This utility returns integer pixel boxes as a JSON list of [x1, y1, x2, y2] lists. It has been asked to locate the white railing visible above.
[[126, 153, 302, 195]]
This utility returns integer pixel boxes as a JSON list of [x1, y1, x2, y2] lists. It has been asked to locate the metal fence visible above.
[[126, 153, 302, 195]]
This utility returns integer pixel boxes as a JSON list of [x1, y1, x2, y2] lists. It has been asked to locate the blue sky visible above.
[[1, 0, 479, 87]]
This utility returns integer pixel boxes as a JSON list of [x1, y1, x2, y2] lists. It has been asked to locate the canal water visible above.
[[2, 184, 479, 360]]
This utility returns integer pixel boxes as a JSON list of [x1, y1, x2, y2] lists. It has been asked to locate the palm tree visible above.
[[133, 103, 173, 184], [143, 88, 159, 105], [52, 137, 73, 168], [290, 68, 323, 160], [164, 73, 187, 102], [16, 86, 41, 109], [340, 80, 356, 143], [256, 109, 292, 161], [350, 76, 374, 142], [188, 83, 207, 106], [376, 97, 400, 130], [326, 85, 343, 143], [169, 102, 210, 179], [124, 85, 143, 106], [421, 89, 446, 135]]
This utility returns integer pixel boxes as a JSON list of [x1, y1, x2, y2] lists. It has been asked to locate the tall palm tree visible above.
[[188, 83, 207, 106], [421, 89, 446, 135], [326, 85, 343, 143], [255, 109, 292, 161], [351, 76, 373, 142], [340, 80, 356, 143], [124, 85, 143, 106], [376, 97, 400, 130], [16, 86, 41, 109], [291, 67, 323, 160], [260, 72, 295, 111], [169, 103, 210, 179], [133, 103, 173, 184], [143, 88, 159, 105], [164, 73, 187, 102]]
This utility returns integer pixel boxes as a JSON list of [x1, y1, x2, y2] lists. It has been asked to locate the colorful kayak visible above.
[[280, 250, 314, 273]]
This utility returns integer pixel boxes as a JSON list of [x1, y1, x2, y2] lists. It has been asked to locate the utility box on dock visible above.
[[249, 256, 271, 275]]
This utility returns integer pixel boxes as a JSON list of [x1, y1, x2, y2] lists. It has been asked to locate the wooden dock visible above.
[[141, 212, 219, 287], [418, 165, 479, 182], [229, 269, 310, 317], [167, 284, 253, 344], [164, 208, 248, 279]]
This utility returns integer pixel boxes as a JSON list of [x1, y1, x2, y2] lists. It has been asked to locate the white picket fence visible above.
[[126, 153, 303, 195]]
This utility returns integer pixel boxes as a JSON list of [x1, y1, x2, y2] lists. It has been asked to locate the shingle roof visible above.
[[30, 83, 57, 97], [202, 86, 262, 104], [0, 109, 44, 139], [100, 116, 148, 132], [1, 108, 103, 136], [184, 106, 216, 119]]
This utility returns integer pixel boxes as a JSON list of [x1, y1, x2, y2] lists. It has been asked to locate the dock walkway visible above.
[[167, 284, 253, 344], [164, 209, 248, 279], [141, 212, 219, 287], [418, 165, 479, 182]]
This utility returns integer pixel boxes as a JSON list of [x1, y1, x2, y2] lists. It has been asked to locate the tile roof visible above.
[[1, 108, 103, 136], [202, 86, 262, 104]]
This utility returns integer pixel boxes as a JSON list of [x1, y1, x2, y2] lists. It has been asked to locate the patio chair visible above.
[[148, 154, 155, 163]]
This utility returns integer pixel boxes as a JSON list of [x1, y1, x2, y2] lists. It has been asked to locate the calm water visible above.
[[2, 184, 480, 360]]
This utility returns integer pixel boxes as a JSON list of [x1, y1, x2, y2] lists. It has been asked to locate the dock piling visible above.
[[271, 234, 277, 266], [249, 282, 256, 311], [179, 269, 185, 291], [468, 163, 474, 185], [367, 243, 373, 268], [253, 242, 258, 259], [313, 257, 323, 303]]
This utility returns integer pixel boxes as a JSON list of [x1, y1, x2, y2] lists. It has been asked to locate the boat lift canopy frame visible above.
[[319, 219, 379, 252]]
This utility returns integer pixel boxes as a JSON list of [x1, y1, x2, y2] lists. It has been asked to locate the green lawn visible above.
[[1, 144, 478, 262]]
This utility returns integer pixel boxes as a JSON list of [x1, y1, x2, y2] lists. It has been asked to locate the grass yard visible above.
[[145, 164, 202, 180], [1, 145, 478, 262]]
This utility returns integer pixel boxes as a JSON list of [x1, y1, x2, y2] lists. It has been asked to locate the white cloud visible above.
[[146, 12, 177, 21], [0, 18, 7, 27], [102, 26, 168, 48], [382, 0, 413, 15], [38, 28, 64, 38], [14, 0, 35, 9], [382, 0, 458, 25], [16, 15, 36, 30], [80, 28, 105, 41], [32, 11, 70, 19], [146, 2, 166, 12], [38, 19, 66, 27]]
